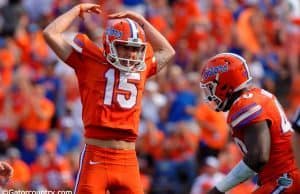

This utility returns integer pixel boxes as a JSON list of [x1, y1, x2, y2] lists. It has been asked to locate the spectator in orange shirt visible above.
[[137, 121, 165, 160], [169, 0, 201, 45], [168, 121, 198, 160], [20, 81, 55, 145], [0, 37, 17, 88], [236, 3, 266, 55], [208, 0, 234, 45], [0, 88, 22, 143], [145, 0, 171, 38], [30, 142, 73, 190], [193, 102, 228, 164], [7, 147, 31, 189]]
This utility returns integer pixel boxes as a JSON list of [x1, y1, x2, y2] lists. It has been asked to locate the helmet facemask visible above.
[[106, 37, 147, 73], [200, 79, 228, 112]]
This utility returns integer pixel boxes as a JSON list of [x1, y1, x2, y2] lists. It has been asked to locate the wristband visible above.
[[215, 160, 256, 192]]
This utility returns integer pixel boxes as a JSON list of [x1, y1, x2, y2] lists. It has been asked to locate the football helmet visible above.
[[103, 18, 147, 72], [200, 53, 252, 111]]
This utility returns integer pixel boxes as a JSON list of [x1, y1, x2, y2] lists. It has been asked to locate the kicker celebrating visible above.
[[43, 3, 175, 194]]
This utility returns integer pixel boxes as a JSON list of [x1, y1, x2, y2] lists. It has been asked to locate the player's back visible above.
[[228, 87, 297, 184]]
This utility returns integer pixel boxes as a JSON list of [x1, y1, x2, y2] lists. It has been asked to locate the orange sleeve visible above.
[[65, 49, 82, 69], [65, 47, 83, 70], [65, 33, 94, 69], [22, 99, 55, 132], [228, 96, 266, 130]]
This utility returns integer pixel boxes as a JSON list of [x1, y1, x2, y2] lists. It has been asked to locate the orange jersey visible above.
[[227, 88, 297, 185], [65, 34, 157, 142], [20, 98, 55, 133]]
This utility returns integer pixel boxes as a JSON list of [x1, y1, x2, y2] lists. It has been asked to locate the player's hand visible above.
[[207, 187, 225, 194], [77, 3, 102, 19], [0, 162, 13, 186], [108, 11, 144, 23]]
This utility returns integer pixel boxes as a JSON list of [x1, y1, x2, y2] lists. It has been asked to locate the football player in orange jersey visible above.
[[199, 53, 300, 194], [43, 3, 175, 194]]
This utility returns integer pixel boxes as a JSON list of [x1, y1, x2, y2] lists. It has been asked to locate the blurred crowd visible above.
[[0, 0, 299, 193]]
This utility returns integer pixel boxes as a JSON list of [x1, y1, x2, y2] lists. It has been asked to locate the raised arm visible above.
[[43, 3, 101, 61], [108, 11, 175, 72]]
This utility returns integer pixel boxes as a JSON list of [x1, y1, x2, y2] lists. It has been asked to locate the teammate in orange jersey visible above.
[[43, 3, 175, 194], [199, 53, 300, 194]]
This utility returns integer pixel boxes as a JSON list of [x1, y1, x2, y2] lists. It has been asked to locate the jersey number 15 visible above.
[[104, 68, 140, 109]]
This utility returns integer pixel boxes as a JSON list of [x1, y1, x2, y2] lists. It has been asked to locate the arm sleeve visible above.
[[64, 33, 91, 69], [228, 99, 265, 130]]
